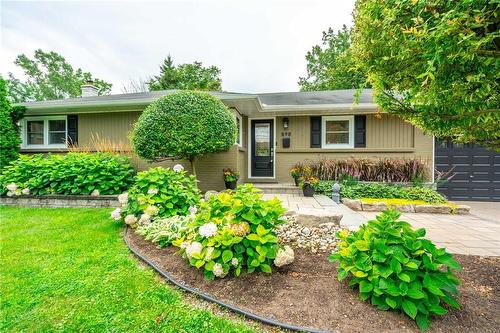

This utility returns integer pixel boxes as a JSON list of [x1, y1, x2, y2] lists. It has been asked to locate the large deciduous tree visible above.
[[299, 25, 367, 91], [0, 76, 25, 168], [131, 91, 236, 176], [353, 0, 500, 150], [148, 55, 222, 91], [7, 49, 112, 103]]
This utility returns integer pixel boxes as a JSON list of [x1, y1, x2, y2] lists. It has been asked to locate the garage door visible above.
[[435, 139, 500, 201]]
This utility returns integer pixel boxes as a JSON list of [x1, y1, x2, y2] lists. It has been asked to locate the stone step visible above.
[[250, 183, 302, 195]]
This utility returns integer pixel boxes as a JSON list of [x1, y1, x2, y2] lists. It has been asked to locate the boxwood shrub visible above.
[[329, 210, 461, 331], [0, 153, 135, 195]]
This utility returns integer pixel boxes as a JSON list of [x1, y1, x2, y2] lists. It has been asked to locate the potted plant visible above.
[[299, 175, 319, 197], [289, 166, 302, 186], [223, 168, 239, 190]]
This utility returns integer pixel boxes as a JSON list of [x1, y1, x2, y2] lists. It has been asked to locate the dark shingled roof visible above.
[[258, 89, 373, 105]]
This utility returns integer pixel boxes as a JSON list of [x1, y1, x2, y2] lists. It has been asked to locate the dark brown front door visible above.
[[251, 119, 274, 177]]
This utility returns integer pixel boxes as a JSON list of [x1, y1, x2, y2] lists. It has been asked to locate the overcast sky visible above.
[[1, 0, 355, 94]]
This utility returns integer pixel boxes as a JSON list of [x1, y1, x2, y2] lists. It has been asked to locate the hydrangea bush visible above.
[[0, 153, 135, 196], [116, 166, 200, 225], [173, 184, 293, 279], [329, 210, 461, 331]]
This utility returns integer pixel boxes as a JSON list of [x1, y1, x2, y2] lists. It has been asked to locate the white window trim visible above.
[[322, 115, 355, 149], [234, 113, 243, 147], [21, 116, 68, 149]]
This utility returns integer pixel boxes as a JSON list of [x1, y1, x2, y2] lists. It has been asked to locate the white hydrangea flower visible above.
[[213, 263, 224, 277], [144, 205, 159, 216], [180, 242, 189, 249], [21, 188, 30, 195], [204, 247, 214, 261], [199, 222, 218, 238], [188, 206, 197, 216], [139, 213, 151, 225], [173, 164, 184, 172], [111, 208, 122, 220], [91, 189, 100, 196], [186, 241, 203, 258], [231, 258, 239, 267], [200, 198, 205, 202], [6, 191, 14, 197], [124, 214, 138, 225], [6, 183, 17, 192], [274, 245, 295, 267], [147, 188, 158, 195], [118, 192, 128, 205]]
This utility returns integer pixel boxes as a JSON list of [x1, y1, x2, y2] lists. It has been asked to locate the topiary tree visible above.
[[131, 91, 236, 175], [0, 77, 24, 169]]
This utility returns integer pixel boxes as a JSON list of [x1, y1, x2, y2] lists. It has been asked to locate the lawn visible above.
[[0, 206, 255, 333]]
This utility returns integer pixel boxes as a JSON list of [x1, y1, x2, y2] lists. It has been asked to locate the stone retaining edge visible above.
[[0, 195, 120, 208], [341, 198, 470, 215]]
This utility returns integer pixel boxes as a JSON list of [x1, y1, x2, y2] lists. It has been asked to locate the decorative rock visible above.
[[301, 227, 311, 236], [294, 208, 342, 227], [204, 190, 218, 200], [392, 204, 415, 213], [454, 205, 470, 215], [341, 198, 362, 211], [362, 201, 387, 212], [414, 205, 452, 214]]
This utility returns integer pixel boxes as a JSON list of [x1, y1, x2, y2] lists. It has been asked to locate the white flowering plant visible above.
[[136, 215, 191, 248], [173, 184, 291, 279], [117, 167, 200, 226]]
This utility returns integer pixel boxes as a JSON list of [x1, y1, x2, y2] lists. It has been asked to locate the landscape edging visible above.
[[0, 195, 120, 208], [341, 198, 470, 215]]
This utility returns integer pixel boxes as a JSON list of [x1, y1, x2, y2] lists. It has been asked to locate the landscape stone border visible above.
[[341, 198, 470, 215], [0, 195, 120, 208]]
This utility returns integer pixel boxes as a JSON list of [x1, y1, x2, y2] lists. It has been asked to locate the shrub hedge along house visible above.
[[17, 86, 434, 192]]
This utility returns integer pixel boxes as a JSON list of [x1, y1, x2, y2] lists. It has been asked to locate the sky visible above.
[[0, 0, 355, 94]]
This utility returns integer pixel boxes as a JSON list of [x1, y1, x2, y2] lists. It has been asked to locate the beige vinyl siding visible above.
[[78, 111, 140, 148]]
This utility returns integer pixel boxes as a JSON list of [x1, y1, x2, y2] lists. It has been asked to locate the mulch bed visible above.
[[126, 231, 500, 333]]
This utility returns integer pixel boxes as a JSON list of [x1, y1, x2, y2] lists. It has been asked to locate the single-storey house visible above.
[[18, 84, 499, 201]]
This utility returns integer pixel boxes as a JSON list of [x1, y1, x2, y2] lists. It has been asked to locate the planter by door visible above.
[[293, 176, 299, 186], [251, 119, 274, 178], [302, 185, 314, 197], [225, 180, 237, 190]]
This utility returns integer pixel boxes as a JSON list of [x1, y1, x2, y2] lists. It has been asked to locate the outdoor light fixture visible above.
[[283, 117, 289, 129]]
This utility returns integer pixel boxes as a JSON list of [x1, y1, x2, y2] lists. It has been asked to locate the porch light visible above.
[[283, 117, 289, 129]]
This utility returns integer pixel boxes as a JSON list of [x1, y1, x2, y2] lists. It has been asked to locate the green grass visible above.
[[0, 206, 255, 332]]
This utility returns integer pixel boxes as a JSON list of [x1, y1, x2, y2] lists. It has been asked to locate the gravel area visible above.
[[276, 215, 340, 253]]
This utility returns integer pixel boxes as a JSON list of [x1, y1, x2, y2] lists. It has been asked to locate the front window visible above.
[[322, 116, 354, 148], [22, 116, 67, 149]]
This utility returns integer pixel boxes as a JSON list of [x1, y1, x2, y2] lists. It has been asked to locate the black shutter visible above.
[[354, 115, 366, 148], [67, 115, 78, 146], [310, 116, 322, 148]]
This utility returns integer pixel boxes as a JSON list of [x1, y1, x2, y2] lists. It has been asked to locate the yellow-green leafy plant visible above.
[[329, 210, 461, 331], [118, 167, 200, 226], [174, 184, 291, 279]]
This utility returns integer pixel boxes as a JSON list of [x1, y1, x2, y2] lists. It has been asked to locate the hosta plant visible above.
[[119, 166, 200, 224], [329, 210, 461, 331], [173, 184, 291, 279], [135, 215, 192, 248]]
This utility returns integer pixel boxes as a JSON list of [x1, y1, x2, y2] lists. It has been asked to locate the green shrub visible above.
[[314, 181, 446, 204], [173, 184, 292, 279], [0, 77, 24, 169], [329, 210, 461, 331], [135, 215, 191, 248], [131, 91, 236, 175], [0, 153, 135, 195], [119, 167, 200, 223]]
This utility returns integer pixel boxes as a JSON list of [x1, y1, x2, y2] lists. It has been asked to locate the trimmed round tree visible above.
[[131, 91, 236, 175]]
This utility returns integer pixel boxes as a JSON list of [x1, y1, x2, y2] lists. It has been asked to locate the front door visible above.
[[251, 119, 274, 177]]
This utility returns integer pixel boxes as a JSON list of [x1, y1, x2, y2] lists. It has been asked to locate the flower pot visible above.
[[225, 180, 237, 190], [293, 176, 299, 186], [302, 185, 314, 197]]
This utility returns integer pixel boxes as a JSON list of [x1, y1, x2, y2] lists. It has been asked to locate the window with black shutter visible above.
[[310, 116, 322, 148], [67, 115, 78, 146], [354, 115, 366, 148]]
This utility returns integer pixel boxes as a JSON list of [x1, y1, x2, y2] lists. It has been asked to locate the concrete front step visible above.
[[250, 183, 302, 195]]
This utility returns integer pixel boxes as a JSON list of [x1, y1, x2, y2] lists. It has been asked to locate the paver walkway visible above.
[[263, 193, 500, 257]]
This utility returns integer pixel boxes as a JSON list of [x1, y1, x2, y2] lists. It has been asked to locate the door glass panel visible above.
[[27, 120, 44, 145], [255, 123, 270, 156]]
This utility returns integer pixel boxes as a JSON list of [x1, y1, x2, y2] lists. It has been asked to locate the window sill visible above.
[[20, 147, 68, 153]]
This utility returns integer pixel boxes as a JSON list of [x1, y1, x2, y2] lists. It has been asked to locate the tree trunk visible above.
[[189, 157, 196, 177]]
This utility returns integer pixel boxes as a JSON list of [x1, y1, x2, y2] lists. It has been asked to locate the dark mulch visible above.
[[126, 231, 500, 333]]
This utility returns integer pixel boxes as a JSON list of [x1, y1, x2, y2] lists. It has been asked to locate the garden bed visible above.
[[126, 230, 499, 333]]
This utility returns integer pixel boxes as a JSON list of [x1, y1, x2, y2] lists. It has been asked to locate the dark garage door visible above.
[[435, 139, 500, 201]]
